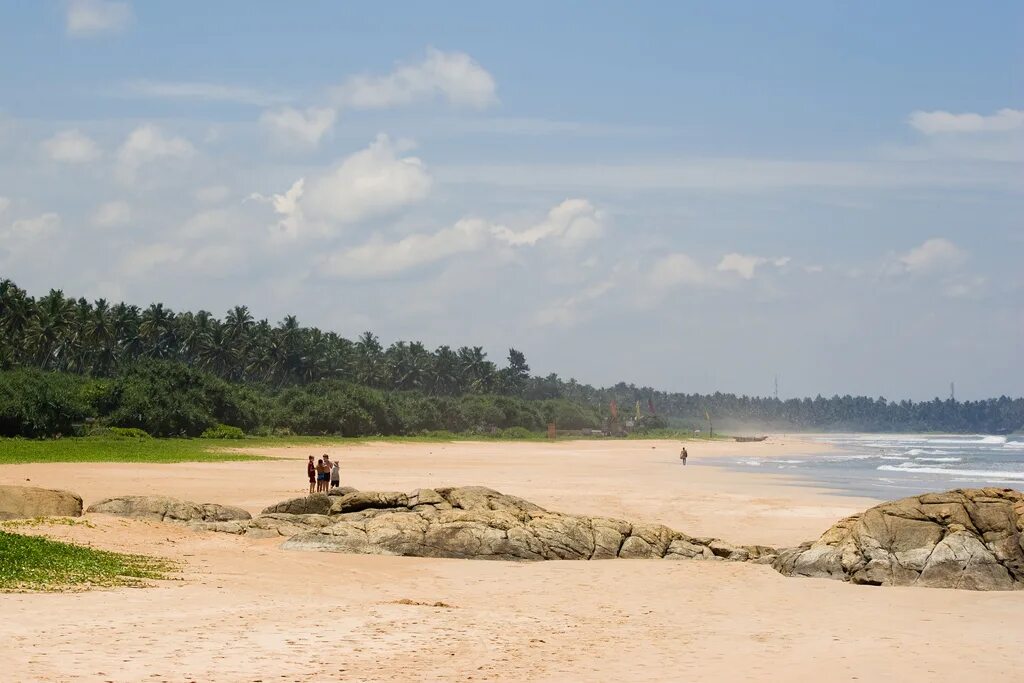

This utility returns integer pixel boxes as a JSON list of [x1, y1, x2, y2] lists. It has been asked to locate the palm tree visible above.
[[139, 303, 177, 359]]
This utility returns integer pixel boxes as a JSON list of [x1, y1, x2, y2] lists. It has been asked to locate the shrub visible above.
[[108, 427, 152, 439], [498, 426, 536, 440], [0, 369, 93, 437], [200, 423, 245, 439]]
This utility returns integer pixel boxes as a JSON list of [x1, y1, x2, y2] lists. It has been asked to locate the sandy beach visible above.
[[2, 438, 1021, 682]]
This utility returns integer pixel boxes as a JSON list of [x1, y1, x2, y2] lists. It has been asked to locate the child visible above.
[[307, 455, 316, 494]]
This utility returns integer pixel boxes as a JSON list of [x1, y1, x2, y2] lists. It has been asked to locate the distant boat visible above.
[[733, 435, 768, 442]]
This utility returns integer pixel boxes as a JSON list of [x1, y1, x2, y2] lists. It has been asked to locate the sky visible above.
[[0, 1, 1021, 400]]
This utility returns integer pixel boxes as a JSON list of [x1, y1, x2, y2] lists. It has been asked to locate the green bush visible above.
[[0, 368, 93, 437], [109, 426, 152, 439], [498, 426, 537, 439], [200, 423, 245, 439]]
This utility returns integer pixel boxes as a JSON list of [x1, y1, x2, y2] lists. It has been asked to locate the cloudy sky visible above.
[[1, 1, 1021, 400]]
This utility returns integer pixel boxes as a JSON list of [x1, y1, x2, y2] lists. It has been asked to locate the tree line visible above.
[[1, 279, 1021, 436]]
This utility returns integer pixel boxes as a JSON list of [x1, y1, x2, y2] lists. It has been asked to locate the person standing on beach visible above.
[[330, 458, 340, 489], [315, 458, 326, 493], [679, 447, 688, 465], [307, 455, 316, 494]]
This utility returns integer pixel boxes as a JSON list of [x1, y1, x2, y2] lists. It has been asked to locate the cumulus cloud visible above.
[[648, 253, 712, 290], [260, 106, 337, 147], [301, 134, 432, 226], [909, 108, 1024, 135], [92, 200, 131, 227], [321, 218, 489, 279], [716, 253, 790, 280], [333, 48, 497, 110], [250, 178, 307, 242], [116, 124, 195, 182], [896, 238, 967, 275], [1, 212, 62, 267], [66, 0, 133, 37], [42, 129, 102, 163], [492, 199, 605, 248]]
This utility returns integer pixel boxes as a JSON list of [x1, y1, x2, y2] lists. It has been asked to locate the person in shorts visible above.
[[307, 455, 316, 494], [330, 457, 340, 489]]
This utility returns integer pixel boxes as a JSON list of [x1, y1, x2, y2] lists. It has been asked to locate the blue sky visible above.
[[1, 1, 1021, 399]]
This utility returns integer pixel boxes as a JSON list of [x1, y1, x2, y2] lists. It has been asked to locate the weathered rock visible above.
[[276, 485, 767, 563], [773, 488, 1024, 591], [261, 494, 332, 516], [0, 485, 83, 520], [327, 486, 359, 497], [87, 495, 251, 523]]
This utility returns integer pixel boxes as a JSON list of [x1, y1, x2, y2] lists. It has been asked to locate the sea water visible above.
[[721, 433, 1024, 498]]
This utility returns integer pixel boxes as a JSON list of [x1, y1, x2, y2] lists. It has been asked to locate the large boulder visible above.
[[773, 488, 1024, 591], [277, 486, 772, 563], [0, 485, 83, 520], [86, 495, 251, 523], [261, 494, 332, 516]]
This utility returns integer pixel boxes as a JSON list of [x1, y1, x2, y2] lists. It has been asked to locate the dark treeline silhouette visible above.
[[1, 279, 1021, 437]]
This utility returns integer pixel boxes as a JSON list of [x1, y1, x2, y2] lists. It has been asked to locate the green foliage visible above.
[[1, 276, 1022, 436], [497, 426, 537, 439], [0, 530, 171, 590], [0, 436, 267, 464], [200, 423, 245, 439], [107, 427, 152, 439], [0, 368, 92, 437]]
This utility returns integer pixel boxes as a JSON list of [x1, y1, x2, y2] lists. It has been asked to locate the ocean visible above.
[[722, 433, 1024, 498]]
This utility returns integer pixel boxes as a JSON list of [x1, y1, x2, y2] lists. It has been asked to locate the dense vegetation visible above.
[[0, 529, 170, 590], [1, 279, 1021, 437]]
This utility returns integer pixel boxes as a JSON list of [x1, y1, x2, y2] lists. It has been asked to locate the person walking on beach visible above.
[[679, 447, 688, 466], [330, 457, 341, 489], [307, 455, 316, 494]]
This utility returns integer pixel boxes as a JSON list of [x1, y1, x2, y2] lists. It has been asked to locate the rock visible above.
[[773, 488, 1024, 590], [87, 495, 251, 523], [0, 485, 83, 520], [327, 486, 359, 497], [278, 485, 765, 564], [261, 494, 332, 516]]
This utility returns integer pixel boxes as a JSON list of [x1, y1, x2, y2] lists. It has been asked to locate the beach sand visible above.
[[1, 438, 1021, 681]]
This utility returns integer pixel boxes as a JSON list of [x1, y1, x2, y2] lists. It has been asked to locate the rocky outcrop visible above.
[[86, 495, 251, 524], [773, 488, 1024, 590], [0, 485, 83, 520], [207, 486, 773, 563]]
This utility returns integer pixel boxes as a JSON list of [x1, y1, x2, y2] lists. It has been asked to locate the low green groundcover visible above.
[[0, 530, 171, 591]]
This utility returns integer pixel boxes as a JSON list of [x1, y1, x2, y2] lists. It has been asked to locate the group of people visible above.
[[308, 454, 340, 493]]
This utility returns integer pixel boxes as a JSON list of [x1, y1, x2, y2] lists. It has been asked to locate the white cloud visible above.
[[260, 106, 337, 147], [66, 0, 133, 37], [649, 253, 711, 290], [301, 134, 432, 226], [897, 238, 967, 275], [116, 124, 195, 182], [909, 108, 1024, 135], [92, 200, 131, 227], [321, 218, 488, 279], [716, 253, 790, 280], [0, 197, 9, 215], [119, 243, 184, 277], [42, 129, 102, 163], [121, 80, 289, 106], [492, 199, 605, 248], [943, 275, 987, 299], [5, 212, 61, 240], [334, 48, 497, 110], [533, 280, 616, 328]]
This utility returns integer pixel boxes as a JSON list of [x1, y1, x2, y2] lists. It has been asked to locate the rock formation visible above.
[[87, 495, 252, 524], [0, 484, 83, 520], [201, 486, 773, 563], [773, 488, 1024, 590]]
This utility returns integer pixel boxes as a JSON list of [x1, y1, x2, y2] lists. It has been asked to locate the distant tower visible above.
[[774, 375, 779, 400], [950, 382, 955, 401]]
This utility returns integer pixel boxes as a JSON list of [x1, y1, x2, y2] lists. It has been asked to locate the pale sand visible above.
[[1, 438, 1021, 682]]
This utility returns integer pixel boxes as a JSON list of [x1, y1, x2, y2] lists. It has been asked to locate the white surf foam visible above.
[[877, 464, 1024, 480]]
